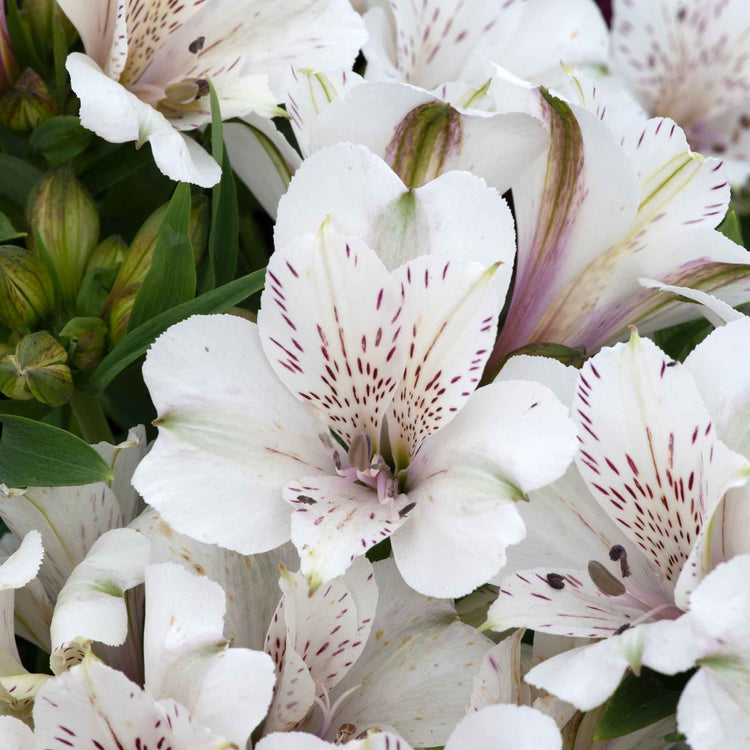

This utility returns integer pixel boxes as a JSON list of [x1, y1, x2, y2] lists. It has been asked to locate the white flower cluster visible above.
[[1, 0, 749, 748]]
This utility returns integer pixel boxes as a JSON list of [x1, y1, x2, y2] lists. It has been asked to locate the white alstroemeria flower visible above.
[[482, 74, 750, 374], [58, 0, 366, 187], [611, 0, 750, 186], [0, 428, 146, 655], [358, 0, 608, 91], [225, 69, 550, 216], [256, 704, 563, 750], [43, 559, 276, 748], [133, 207, 576, 595], [129, 512, 497, 748], [635, 555, 750, 750], [485, 330, 750, 711]]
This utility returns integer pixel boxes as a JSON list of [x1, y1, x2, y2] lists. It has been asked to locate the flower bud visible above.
[[0, 331, 72, 405], [106, 196, 209, 344], [0, 68, 56, 131], [0, 2, 19, 94], [384, 101, 462, 188], [59, 317, 107, 372], [28, 166, 100, 308], [0, 246, 54, 329], [86, 235, 127, 273]]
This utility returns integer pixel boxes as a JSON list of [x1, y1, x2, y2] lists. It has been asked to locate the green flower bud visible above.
[[28, 166, 100, 309], [0, 246, 54, 329], [105, 196, 209, 344], [86, 235, 127, 273], [59, 317, 107, 372], [0, 68, 56, 131], [0, 331, 72, 405]]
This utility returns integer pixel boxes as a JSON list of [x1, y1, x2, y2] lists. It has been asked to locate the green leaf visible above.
[[76, 265, 120, 318], [29, 116, 93, 167], [205, 150, 239, 289], [594, 669, 683, 741], [4, 0, 44, 73], [128, 182, 196, 331], [0, 155, 43, 208], [653, 317, 713, 362], [718, 206, 744, 246], [0, 415, 112, 487], [0, 211, 25, 242], [498, 342, 588, 373], [51, 11, 69, 106], [85, 267, 266, 395], [208, 78, 223, 168]]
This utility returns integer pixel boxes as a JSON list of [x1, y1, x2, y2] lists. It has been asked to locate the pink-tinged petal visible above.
[[56, 0, 124, 72], [642, 281, 745, 327], [611, 0, 750, 127], [133, 315, 332, 555], [258, 224, 405, 450], [470, 628, 525, 710], [444, 704, 563, 750], [286, 476, 411, 589], [688, 106, 750, 188], [388, 256, 504, 462], [573, 332, 750, 606], [33, 661, 227, 750], [393, 380, 577, 597], [487, 567, 645, 639], [328, 558, 491, 747], [310, 82, 549, 194]]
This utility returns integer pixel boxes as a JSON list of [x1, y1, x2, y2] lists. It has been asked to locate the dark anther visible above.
[[295, 495, 317, 505], [546, 573, 565, 590], [588, 560, 627, 597], [666, 361, 677, 368], [398, 502, 416, 518], [609, 544, 630, 577], [741, 114, 750, 129], [614, 623, 631, 635], [348, 432, 372, 472], [676, 7, 686, 21], [188, 36, 205, 53], [195, 78, 210, 98]]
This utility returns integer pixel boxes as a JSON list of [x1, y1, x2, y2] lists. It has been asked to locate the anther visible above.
[[546, 573, 565, 590], [348, 433, 372, 473], [188, 36, 205, 53], [609, 544, 630, 577], [614, 623, 631, 635], [588, 560, 627, 597]]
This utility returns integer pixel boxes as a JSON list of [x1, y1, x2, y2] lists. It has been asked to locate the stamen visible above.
[[614, 623, 631, 635], [348, 433, 372, 473], [609, 544, 630, 577], [315, 682, 363, 738], [588, 560, 627, 597], [546, 573, 566, 590]]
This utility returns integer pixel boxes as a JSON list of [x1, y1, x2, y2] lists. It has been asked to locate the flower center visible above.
[[333, 432, 397, 505]]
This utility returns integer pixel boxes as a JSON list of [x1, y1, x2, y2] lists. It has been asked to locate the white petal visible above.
[[469, 628, 525, 710], [310, 82, 549, 194], [50, 528, 149, 649], [258, 225, 405, 450], [393, 380, 576, 597], [388, 256, 504, 461], [287, 476, 410, 588], [445, 704, 562, 750], [132, 507, 298, 651], [133, 315, 332, 554], [573, 332, 750, 606], [328, 558, 492, 747], [0, 717, 33, 749], [256, 734, 340, 750], [275, 141, 517, 273], [494, 353, 579, 408], [144, 563, 275, 746], [66, 53, 221, 187], [642, 281, 744, 326], [224, 115, 301, 219], [56, 0, 122, 71], [33, 661, 228, 749]]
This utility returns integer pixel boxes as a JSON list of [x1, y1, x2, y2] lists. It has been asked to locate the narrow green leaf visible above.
[[0, 415, 113, 487], [5, 0, 44, 73], [594, 670, 683, 741], [76, 265, 120, 318], [85, 268, 266, 395], [498, 342, 588, 373], [0, 211, 25, 242], [0, 155, 43, 208], [206, 150, 239, 288], [718, 206, 744, 246], [208, 78, 223, 168], [128, 182, 196, 331], [29, 116, 93, 167], [51, 11, 69, 107]]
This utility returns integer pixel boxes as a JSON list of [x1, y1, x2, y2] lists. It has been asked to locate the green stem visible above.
[[69, 392, 114, 444]]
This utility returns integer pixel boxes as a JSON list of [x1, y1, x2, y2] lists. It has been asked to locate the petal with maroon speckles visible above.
[[387, 255, 504, 462], [259, 223, 406, 451], [573, 331, 750, 604], [486, 567, 645, 639], [286, 476, 410, 588]]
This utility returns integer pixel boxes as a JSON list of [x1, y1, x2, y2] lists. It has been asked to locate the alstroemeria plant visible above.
[[57, 0, 366, 186], [132, 148, 577, 595], [485, 328, 750, 710]]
